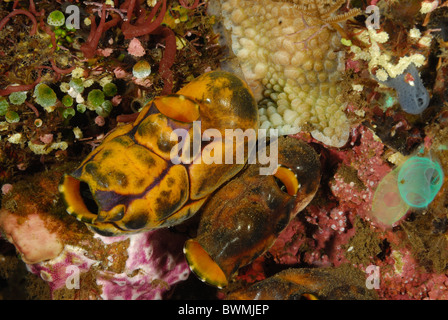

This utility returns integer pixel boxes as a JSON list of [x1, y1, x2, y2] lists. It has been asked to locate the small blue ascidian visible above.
[[379, 63, 430, 115]]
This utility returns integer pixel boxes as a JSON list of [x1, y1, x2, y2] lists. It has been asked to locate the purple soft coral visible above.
[[96, 229, 190, 300], [27, 228, 189, 299]]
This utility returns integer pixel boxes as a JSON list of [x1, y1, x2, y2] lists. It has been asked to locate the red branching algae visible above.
[[153, 26, 176, 95], [81, 6, 121, 59], [0, 9, 38, 36], [116, 112, 139, 123], [78, 0, 175, 93], [121, 0, 167, 39], [12, 0, 20, 10], [25, 101, 39, 117], [41, 22, 57, 52], [50, 59, 75, 75], [179, 0, 201, 9], [28, 0, 44, 17], [0, 69, 42, 96], [81, 7, 106, 59]]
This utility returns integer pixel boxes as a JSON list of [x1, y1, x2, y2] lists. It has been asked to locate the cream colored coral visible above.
[[28, 141, 68, 155], [220, 0, 350, 147], [350, 27, 429, 81], [420, 0, 438, 14]]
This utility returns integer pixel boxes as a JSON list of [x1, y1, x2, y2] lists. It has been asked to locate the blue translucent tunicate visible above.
[[380, 63, 430, 115], [397, 156, 444, 208]]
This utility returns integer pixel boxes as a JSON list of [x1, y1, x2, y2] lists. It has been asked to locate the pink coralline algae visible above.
[[127, 38, 146, 57], [39, 133, 53, 145], [304, 204, 355, 266], [0, 211, 64, 264], [97, 48, 114, 57], [25, 229, 190, 299], [327, 125, 392, 224], [95, 230, 190, 300], [376, 244, 446, 300], [27, 247, 97, 294], [113, 67, 129, 79], [1, 184, 13, 195], [268, 218, 308, 266], [95, 115, 106, 127], [369, 227, 448, 300], [426, 275, 448, 300]]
